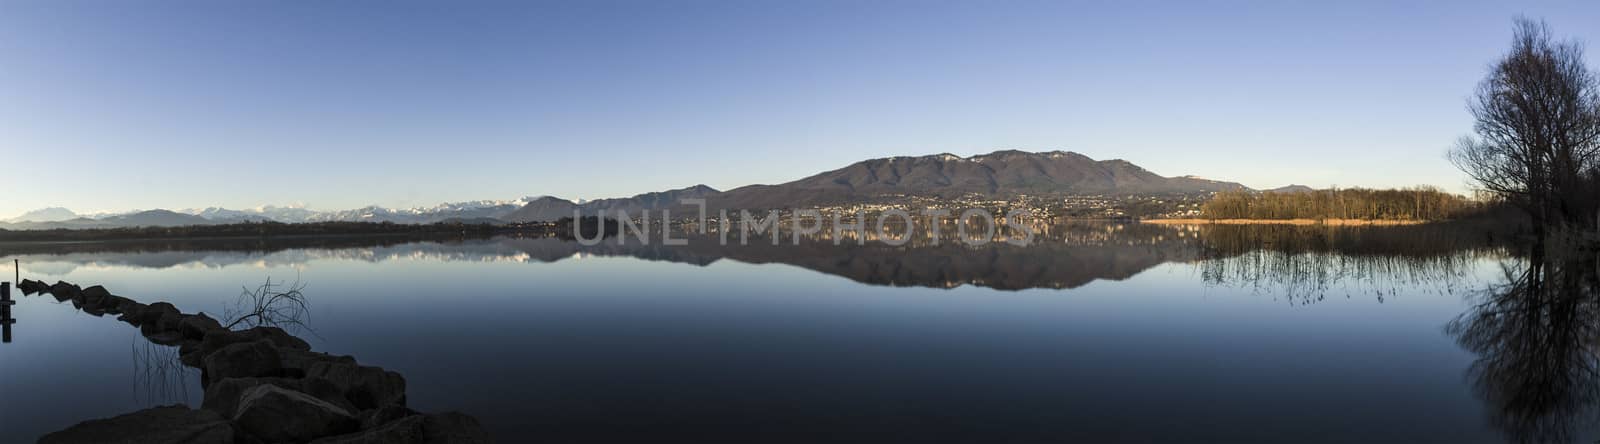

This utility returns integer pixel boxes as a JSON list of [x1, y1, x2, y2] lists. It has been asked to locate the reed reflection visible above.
[[1193, 223, 1510, 304], [131, 337, 196, 406]]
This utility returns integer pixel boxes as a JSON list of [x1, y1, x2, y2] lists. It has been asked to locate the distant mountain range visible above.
[[700, 150, 1247, 210], [4, 150, 1277, 229]]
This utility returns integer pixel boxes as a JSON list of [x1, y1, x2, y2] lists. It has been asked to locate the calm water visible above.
[[0, 222, 1591, 443]]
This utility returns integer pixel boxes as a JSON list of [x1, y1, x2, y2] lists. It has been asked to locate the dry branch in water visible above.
[[224, 277, 315, 338]]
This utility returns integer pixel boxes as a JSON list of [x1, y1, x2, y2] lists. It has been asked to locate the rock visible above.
[[184, 326, 314, 370], [100, 296, 132, 315], [38, 405, 234, 444], [49, 281, 81, 299], [311, 415, 427, 444], [179, 312, 224, 340], [309, 412, 488, 444], [116, 297, 145, 313], [242, 326, 313, 351], [117, 301, 150, 326], [18, 279, 44, 295], [154, 310, 186, 334], [204, 327, 311, 354], [301, 376, 361, 414], [141, 310, 189, 345], [143, 329, 186, 346], [232, 384, 359, 443], [178, 339, 200, 357], [304, 361, 408, 410], [203, 377, 358, 420], [81, 304, 106, 317], [202, 377, 303, 418], [51, 288, 76, 302], [203, 340, 283, 384], [81, 285, 111, 306], [131, 302, 179, 325], [280, 348, 357, 374], [359, 404, 419, 430]]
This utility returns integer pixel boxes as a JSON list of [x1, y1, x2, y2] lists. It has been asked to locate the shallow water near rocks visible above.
[[0, 222, 1590, 443]]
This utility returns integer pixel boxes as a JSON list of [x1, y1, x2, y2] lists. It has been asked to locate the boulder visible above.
[[203, 340, 283, 384], [203, 377, 358, 420], [104, 298, 138, 319], [241, 325, 313, 351], [143, 329, 186, 346], [18, 279, 44, 295], [202, 377, 303, 418], [232, 384, 359, 443], [49, 281, 81, 299], [310, 412, 490, 444], [154, 310, 186, 334], [304, 361, 408, 410], [178, 339, 200, 357], [141, 311, 188, 345], [311, 415, 427, 444], [178, 312, 224, 340], [301, 376, 361, 414], [131, 302, 179, 325], [81, 304, 106, 317], [81, 285, 111, 306], [280, 348, 357, 374], [51, 289, 75, 302], [116, 301, 150, 326], [184, 326, 314, 369], [38, 405, 234, 444], [360, 404, 419, 430], [100, 296, 133, 315], [203, 326, 311, 354]]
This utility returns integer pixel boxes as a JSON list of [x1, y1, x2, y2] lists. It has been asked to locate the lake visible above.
[[1, 222, 1591, 443]]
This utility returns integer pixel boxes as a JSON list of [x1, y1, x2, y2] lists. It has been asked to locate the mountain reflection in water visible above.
[[0, 221, 1512, 294]]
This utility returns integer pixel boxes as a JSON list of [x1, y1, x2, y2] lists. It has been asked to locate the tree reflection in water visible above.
[[1448, 239, 1600, 444]]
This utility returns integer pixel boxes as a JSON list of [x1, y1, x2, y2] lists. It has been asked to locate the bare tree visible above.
[[1451, 17, 1600, 232], [224, 277, 316, 337]]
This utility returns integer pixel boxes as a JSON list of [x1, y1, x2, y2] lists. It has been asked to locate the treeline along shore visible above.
[[1195, 187, 1484, 222]]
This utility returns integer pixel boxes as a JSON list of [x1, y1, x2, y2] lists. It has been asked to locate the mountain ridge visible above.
[[5, 150, 1261, 227]]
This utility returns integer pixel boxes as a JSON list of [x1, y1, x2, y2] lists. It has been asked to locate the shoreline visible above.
[[1140, 218, 1433, 226], [15, 279, 489, 444]]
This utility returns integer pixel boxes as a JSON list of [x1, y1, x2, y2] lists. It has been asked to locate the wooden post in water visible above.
[[1, 282, 12, 343]]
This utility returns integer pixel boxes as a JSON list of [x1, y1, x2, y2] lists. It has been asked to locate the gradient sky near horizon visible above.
[[2, 1, 1598, 218]]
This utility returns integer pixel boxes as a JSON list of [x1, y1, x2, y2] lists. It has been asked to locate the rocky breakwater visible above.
[[13, 279, 490, 444]]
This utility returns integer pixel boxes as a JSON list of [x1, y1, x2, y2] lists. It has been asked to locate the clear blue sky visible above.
[[2, 1, 1597, 218]]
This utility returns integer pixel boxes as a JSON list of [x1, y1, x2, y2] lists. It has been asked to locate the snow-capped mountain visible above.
[[171, 198, 536, 225], [6, 207, 79, 223], [0, 198, 541, 229], [301, 198, 533, 224]]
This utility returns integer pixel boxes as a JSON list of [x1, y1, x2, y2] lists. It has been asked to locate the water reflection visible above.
[[3, 221, 1586, 442], [1196, 223, 1511, 305], [0, 222, 1513, 294], [131, 338, 195, 406], [1448, 240, 1600, 443]]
